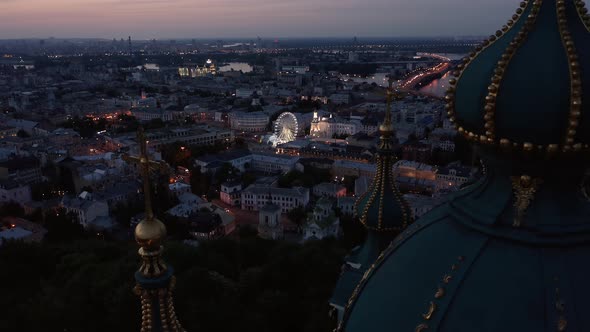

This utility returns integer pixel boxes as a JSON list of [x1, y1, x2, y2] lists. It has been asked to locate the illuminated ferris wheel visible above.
[[273, 112, 299, 145]]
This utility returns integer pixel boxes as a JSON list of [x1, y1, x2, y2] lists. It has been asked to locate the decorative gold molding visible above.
[[138, 246, 168, 278], [445, 0, 590, 156], [446, 0, 532, 142], [511, 175, 543, 227], [415, 323, 429, 332], [556, 0, 583, 151], [483, 0, 543, 143], [135, 277, 186, 332], [555, 286, 568, 332], [422, 301, 437, 320], [410, 256, 466, 331]]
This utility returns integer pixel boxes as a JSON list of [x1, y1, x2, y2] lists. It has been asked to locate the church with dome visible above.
[[333, 0, 590, 331]]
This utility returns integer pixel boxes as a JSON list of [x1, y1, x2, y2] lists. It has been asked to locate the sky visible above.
[[0, 0, 525, 39]]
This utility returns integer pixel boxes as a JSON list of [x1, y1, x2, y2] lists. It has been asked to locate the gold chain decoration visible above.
[[445, 0, 589, 156], [412, 255, 465, 332], [388, 157, 411, 227], [511, 175, 543, 227], [377, 158, 387, 229], [357, 152, 411, 231], [357, 84, 411, 231], [574, 0, 590, 32], [556, 0, 584, 152], [555, 282, 568, 332], [446, 1, 532, 142], [134, 277, 186, 332], [133, 285, 154, 332], [485, 0, 542, 145]]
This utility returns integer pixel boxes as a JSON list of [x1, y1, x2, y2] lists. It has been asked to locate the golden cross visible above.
[[122, 127, 168, 221], [384, 74, 395, 127]]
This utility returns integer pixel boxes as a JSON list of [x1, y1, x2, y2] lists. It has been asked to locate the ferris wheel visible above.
[[274, 112, 299, 145]]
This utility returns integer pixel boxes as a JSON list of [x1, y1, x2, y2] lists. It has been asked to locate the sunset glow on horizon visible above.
[[0, 0, 525, 39]]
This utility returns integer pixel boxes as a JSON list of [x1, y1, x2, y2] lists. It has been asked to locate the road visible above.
[[397, 62, 451, 91]]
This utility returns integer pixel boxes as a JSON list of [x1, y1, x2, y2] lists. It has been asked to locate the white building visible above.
[[0, 227, 33, 246], [329, 93, 351, 105], [303, 198, 339, 241], [167, 193, 206, 218], [194, 150, 252, 173], [179, 192, 204, 206], [220, 181, 242, 206], [169, 182, 192, 197], [132, 108, 174, 122], [250, 153, 300, 174], [143, 126, 234, 149], [432, 139, 456, 152], [310, 112, 360, 138], [167, 203, 198, 218], [229, 111, 269, 132], [235, 88, 261, 98], [0, 181, 32, 205], [241, 185, 309, 213], [394, 160, 437, 182], [313, 182, 347, 198], [337, 196, 357, 216], [436, 164, 476, 191], [61, 193, 112, 230], [258, 203, 283, 240], [332, 160, 376, 179], [197, 202, 236, 236], [133, 97, 157, 108]]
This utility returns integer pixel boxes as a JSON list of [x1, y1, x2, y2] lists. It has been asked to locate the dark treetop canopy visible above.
[[340, 1, 590, 331]]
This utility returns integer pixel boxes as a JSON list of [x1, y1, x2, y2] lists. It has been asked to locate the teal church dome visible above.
[[448, 0, 590, 153], [329, 85, 412, 321], [339, 1, 590, 331]]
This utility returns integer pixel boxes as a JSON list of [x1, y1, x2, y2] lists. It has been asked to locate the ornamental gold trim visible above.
[[556, 0, 583, 151], [481, 0, 543, 143], [446, 0, 533, 141], [511, 175, 542, 227]]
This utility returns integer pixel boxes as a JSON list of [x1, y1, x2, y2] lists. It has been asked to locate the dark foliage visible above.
[[0, 233, 345, 332]]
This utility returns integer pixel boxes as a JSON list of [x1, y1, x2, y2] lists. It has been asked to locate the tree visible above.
[[161, 141, 191, 168], [43, 208, 86, 243], [17, 129, 30, 138], [0, 201, 25, 218], [215, 163, 240, 185], [0, 235, 346, 332], [287, 207, 307, 229], [190, 166, 212, 196], [145, 118, 164, 130]]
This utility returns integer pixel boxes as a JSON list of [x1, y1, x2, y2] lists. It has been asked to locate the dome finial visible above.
[[124, 127, 187, 332], [379, 75, 395, 136], [356, 73, 411, 236]]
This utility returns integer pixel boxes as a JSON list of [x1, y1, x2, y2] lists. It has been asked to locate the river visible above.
[[418, 71, 452, 97]]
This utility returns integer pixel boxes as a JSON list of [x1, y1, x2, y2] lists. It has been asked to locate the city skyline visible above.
[[1, 0, 523, 39]]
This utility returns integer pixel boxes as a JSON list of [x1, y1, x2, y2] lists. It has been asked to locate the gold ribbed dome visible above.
[[135, 218, 167, 251]]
